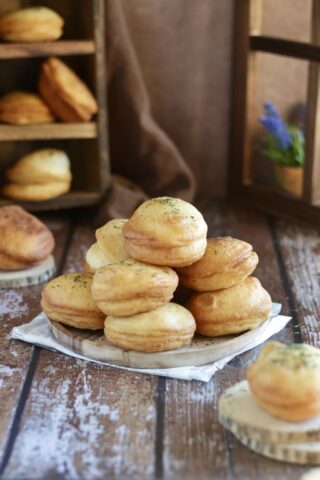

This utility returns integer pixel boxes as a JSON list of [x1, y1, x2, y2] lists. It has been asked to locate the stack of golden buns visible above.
[[180, 236, 272, 336], [2, 149, 72, 201], [41, 196, 273, 353], [0, 205, 54, 270], [0, 7, 64, 43]]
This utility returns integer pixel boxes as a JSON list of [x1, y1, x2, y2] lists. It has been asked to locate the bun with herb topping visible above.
[[41, 272, 105, 329], [247, 341, 320, 422], [123, 197, 208, 267], [91, 259, 179, 316], [178, 236, 259, 291], [104, 302, 196, 352]]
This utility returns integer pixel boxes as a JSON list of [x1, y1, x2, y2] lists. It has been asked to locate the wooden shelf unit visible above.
[[0, 191, 101, 211], [0, 0, 110, 212], [0, 123, 98, 141], [0, 40, 95, 59]]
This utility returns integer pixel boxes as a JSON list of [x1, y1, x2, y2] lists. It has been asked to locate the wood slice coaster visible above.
[[219, 381, 320, 444], [0, 255, 56, 288], [49, 316, 271, 369], [219, 381, 320, 465]]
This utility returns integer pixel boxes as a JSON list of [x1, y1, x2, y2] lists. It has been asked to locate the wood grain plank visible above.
[[0, 40, 95, 59], [0, 214, 71, 468], [0, 123, 97, 141], [0, 192, 101, 213], [162, 202, 308, 479], [3, 219, 158, 479], [275, 218, 320, 346]]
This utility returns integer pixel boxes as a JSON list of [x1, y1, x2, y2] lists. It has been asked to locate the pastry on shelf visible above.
[[84, 219, 130, 273], [104, 302, 196, 352], [91, 259, 179, 316], [0, 6, 64, 42], [187, 276, 272, 336], [2, 148, 72, 201], [39, 57, 98, 122], [0, 91, 55, 125], [0, 205, 54, 270], [178, 236, 259, 292], [41, 272, 105, 330], [123, 196, 208, 267], [248, 341, 320, 422]]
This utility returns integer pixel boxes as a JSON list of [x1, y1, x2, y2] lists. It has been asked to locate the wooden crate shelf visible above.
[[0, 0, 110, 211], [0, 123, 98, 141], [0, 40, 95, 59]]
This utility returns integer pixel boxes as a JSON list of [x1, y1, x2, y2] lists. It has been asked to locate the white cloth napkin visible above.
[[11, 303, 291, 382]]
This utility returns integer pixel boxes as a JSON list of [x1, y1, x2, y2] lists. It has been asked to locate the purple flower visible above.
[[259, 101, 291, 149]]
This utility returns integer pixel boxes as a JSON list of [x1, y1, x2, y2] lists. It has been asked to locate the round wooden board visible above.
[[0, 255, 56, 288], [49, 315, 272, 369]]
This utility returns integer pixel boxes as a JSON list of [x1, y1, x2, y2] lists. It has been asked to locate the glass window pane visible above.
[[257, 0, 313, 44], [246, 52, 308, 199]]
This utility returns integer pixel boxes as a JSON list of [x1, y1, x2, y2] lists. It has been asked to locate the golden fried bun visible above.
[[5, 149, 72, 185], [0, 91, 55, 125], [41, 272, 105, 330], [91, 259, 179, 316], [178, 236, 259, 291], [187, 277, 272, 337], [0, 7, 63, 42], [247, 342, 320, 422], [123, 197, 208, 267], [39, 57, 98, 122], [0, 205, 54, 270], [85, 219, 130, 272], [84, 243, 115, 273], [95, 219, 130, 261], [104, 302, 196, 352], [2, 181, 70, 201]]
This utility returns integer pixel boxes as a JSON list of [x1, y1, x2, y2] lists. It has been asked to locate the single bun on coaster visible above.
[[91, 259, 179, 316], [0, 91, 55, 125], [39, 57, 98, 122], [187, 277, 272, 337], [248, 342, 320, 422], [104, 303, 196, 352], [178, 236, 259, 292], [0, 205, 54, 270], [41, 272, 105, 330], [0, 7, 64, 42], [123, 197, 208, 267], [84, 219, 130, 272], [2, 149, 72, 201]]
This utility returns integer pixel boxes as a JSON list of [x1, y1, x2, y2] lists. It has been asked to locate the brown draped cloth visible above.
[[95, 0, 195, 223]]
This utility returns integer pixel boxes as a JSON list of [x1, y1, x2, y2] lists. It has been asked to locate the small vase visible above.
[[273, 165, 303, 197]]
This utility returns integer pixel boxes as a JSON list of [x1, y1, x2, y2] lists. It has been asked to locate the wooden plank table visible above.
[[0, 199, 319, 479]]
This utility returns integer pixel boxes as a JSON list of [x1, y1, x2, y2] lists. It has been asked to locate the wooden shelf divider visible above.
[[0, 40, 95, 59], [0, 122, 97, 141], [0, 191, 102, 211]]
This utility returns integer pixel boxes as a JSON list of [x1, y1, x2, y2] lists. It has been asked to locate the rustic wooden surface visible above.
[[0, 200, 319, 479]]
